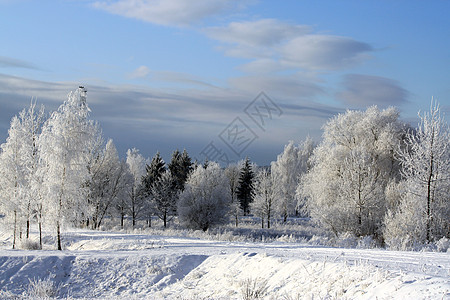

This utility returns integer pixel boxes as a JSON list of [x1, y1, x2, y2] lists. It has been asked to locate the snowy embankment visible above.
[[0, 229, 449, 299]]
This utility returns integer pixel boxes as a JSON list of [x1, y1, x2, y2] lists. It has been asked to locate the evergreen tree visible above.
[[141, 151, 166, 227], [168, 149, 192, 192], [151, 171, 178, 227], [143, 151, 166, 193], [237, 157, 255, 216]]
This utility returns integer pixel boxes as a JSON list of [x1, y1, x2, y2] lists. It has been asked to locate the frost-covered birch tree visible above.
[[271, 141, 302, 222], [301, 106, 406, 239], [39, 87, 96, 250], [88, 139, 132, 229], [224, 162, 242, 227], [178, 162, 230, 231], [125, 148, 147, 228], [0, 117, 27, 249], [251, 169, 277, 228], [384, 100, 450, 247], [0, 101, 46, 248]]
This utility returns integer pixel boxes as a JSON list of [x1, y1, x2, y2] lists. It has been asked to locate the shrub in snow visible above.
[[178, 162, 231, 231], [435, 237, 449, 252], [308, 235, 331, 246], [334, 232, 358, 248], [357, 235, 378, 249], [19, 239, 41, 250], [26, 277, 59, 299], [239, 277, 269, 300]]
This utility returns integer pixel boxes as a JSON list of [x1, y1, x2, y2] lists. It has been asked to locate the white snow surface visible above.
[[0, 229, 449, 299]]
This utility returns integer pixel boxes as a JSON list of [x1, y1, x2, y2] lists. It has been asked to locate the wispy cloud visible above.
[[0, 56, 39, 70], [280, 35, 372, 70], [228, 74, 324, 100], [0, 73, 340, 162], [92, 0, 248, 27], [205, 19, 310, 48], [127, 65, 150, 79], [336, 74, 408, 108]]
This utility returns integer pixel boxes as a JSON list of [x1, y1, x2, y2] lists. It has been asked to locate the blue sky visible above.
[[0, 0, 449, 165]]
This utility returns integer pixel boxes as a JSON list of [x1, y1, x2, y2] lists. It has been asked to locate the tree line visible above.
[[0, 87, 448, 250]]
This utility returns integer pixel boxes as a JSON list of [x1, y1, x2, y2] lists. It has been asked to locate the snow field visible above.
[[0, 229, 449, 299]]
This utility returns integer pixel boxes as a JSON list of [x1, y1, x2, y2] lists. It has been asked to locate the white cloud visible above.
[[206, 19, 373, 72], [205, 19, 310, 47], [336, 74, 408, 108], [93, 0, 246, 27], [280, 35, 372, 70], [127, 65, 150, 79]]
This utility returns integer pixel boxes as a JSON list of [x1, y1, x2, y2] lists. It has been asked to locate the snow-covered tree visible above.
[[151, 170, 178, 227], [178, 161, 230, 231], [301, 106, 406, 239], [251, 169, 277, 228], [271, 141, 302, 222], [0, 101, 46, 248], [18, 102, 46, 240], [384, 100, 450, 247], [125, 148, 147, 228], [88, 139, 132, 229], [39, 87, 96, 250], [224, 162, 242, 227], [237, 157, 255, 216], [0, 117, 27, 249], [295, 137, 315, 214]]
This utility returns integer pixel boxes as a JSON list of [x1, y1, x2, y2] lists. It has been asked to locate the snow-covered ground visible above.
[[0, 228, 449, 299]]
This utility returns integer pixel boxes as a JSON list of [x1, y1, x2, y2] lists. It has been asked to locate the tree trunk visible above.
[[38, 205, 43, 249], [426, 126, 435, 243], [163, 212, 167, 228], [12, 210, 17, 249], [39, 220, 42, 249], [426, 156, 434, 242], [261, 217, 264, 229], [56, 221, 62, 251], [26, 219, 30, 239]]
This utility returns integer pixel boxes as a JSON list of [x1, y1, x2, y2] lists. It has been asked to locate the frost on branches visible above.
[[178, 162, 231, 231], [384, 100, 450, 248], [251, 169, 277, 228], [125, 148, 147, 228], [301, 106, 406, 240], [38, 87, 96, 250]]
